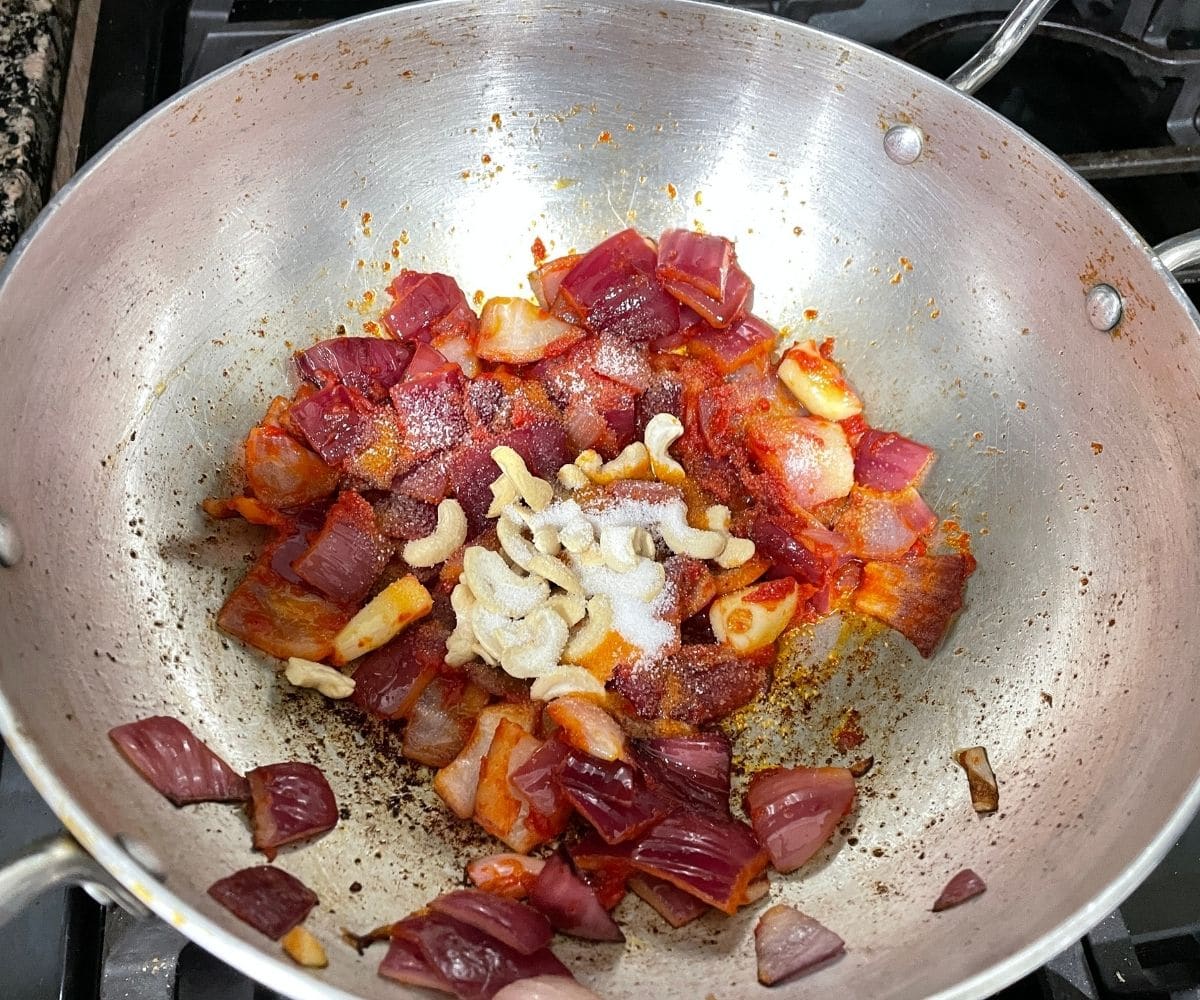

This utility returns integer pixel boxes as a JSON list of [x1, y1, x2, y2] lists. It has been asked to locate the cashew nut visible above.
[[593, 442, 651, 484], [445, 624, 478, 666], [490, 446, 554, 512], [402, 498, 468, 568], [285, 657, 356, 699], [657, 501, 726, 560], [633, 526, 657, 558], [496, 510, 539, 570], [462, 546, 548, 617], [703, 504, 732, 533], [559, 518, 594, 554], [564, 595, 613, 662], [716, 535, 756, 569], [630, 558, 667, 601], [573, 450, 604, 480], [533, 526, 561, 555], [557, 463, 591, 491], [644, 413, 685, 483], [450, 581, 475, 617], [499, 606, 569, 678], [547, 592, 587, 627], [599, 524, 642, 573], [527, 552, 583, 594], [471, 604, 514, 663], [531, 666, 607, 701], [487, 473, 520, 518], [575, 542, 607, 568]]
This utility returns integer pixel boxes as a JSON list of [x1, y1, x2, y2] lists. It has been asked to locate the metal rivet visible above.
[[883, 124, 923, 164], [0, 511, 21, 568], [1085, 283, 1123, 332]]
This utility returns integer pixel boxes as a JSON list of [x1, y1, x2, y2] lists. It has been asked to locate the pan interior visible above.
[[2, 2, 1200, 998]]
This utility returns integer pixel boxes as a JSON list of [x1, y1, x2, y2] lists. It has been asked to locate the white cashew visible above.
[[499, 607, 569, 679], [533, 526, 561, 555], [703, 504, 732, 533], [547, 592, 587, 627], [599, 524, 642, 573], [402, 498, 468, 568], [531, 667, 607, 701], [630, 558, 667, 601], [487, 474, 520, 518], [557, 464, 591, 491], [575, 542, 607, 568], [285, 658, 356, 699], [450, 581, 475, 617], [527, 552, 583, 594], [559, 518, 594, 554], [445, 624, 478, 666], [716, 535, 756, 569], [564, 595, 613, 662], [573, 450, 604, 480], [657, 501, 725, 560], [462, 546, 548, 617], [496, 511, 539, 570], [644, 413, 685, 483], [471, 604, 514, 663], [490, 446, 554, 512], [593, 442, 651, 484], [632, 526, 657, 558]]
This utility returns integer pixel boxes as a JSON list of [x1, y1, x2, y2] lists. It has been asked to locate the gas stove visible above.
[[11, 1, 1199, 997]]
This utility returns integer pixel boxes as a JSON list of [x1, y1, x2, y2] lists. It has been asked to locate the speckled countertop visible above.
[[1, 0, 77, 266]]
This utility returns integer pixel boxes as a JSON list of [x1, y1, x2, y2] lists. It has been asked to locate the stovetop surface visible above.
[[7, 1, 1199, 998]]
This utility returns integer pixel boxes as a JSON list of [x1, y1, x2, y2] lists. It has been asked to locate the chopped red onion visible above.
[[294, 336, 414, 400], [632, 733, 732, 816], [660, 262, 752, 329], [393, 913, 572, 1000], [402, 341, 453, 380], [529, 853, 625, 943], [429, 889, 553, 956], [287, 383, 376, 466], [746, 415, 854, 515], [747, 514, 827, 587], [834, 486, 937, 561], [745, 767, 856, 874], [389, 366, 469, 459], [852, 553, 975, 657], [634, 371, 684, 437], [378, 935, 453, 993], [374, 492, 439, 541], [555, 229, 679, 342], [689, 315, 777, 374], [656, 229, 732, 300], [466, 854, 547, 900], [291, 490, 391, 604], [109, 716, 248, 806], [854, 429, 935, 492], [402, 675, 490, 768], [510, 736, 573, 820], [610, 644, 771, 726], [394, 450, 452, 504], [545, 698, 628, 763], [436, 705, 539, 819], [207, 865, 318, 940], [350, 618, 447, 720], [754, 903, 845, 985], [246, 762, 338, 860], [492, 976, 603, 1000], [628, 874, 709, 928], [529, 254, 583, 310], [557, 751, 666, 845], [630, 811, 768, 915], [382, 270, 477, 343], [932, 868, 987, 911], [243, 426, 340, 510]]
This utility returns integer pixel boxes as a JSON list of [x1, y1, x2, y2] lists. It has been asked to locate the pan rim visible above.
[[2, 0, 1199, 997]]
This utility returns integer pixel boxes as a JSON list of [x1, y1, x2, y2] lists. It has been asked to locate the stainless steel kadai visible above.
[[2, 0, 1199, 997]]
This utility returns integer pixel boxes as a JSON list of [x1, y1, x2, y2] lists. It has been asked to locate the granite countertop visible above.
[[0, 0, 77, 267]]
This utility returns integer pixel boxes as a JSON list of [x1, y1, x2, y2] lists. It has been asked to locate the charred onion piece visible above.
[[932, 868, 988, 911], [246, 762, 338, 859], [207, 866, 318, 940], [754, 903, 845, 986], [529, 853, 625, 943], [429, 889, 553, 956], [848, 756, 875, 779], [109, 716, 248, 806], [953, 746, 999, 814]]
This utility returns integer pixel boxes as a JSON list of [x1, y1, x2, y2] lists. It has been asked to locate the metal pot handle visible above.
[[0, 834, 148, 927], [1155, 232, 1200, 274], [946, 0, 1058, 95]]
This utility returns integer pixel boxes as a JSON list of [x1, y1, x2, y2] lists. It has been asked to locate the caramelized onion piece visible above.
[[932, 868, 987, 911], [754, 903, 845, 985], [953, 746, 999, 813]]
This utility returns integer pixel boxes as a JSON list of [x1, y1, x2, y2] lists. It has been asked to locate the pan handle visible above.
[[946, 0, 1058, 95], [1154, 231, 1200, 274], [0, 834, 148, 927]]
